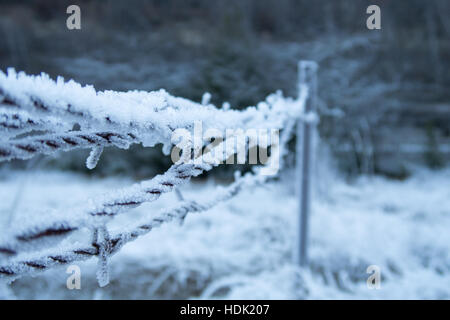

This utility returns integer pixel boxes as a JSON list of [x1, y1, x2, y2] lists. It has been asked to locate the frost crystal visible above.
[[86, 146, 104, 170]]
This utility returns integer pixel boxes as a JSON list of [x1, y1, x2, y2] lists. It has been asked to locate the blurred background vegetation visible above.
[[0, 0, 449, 179]]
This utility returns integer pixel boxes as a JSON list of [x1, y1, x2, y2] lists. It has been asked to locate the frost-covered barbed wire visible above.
[[0, 130, 137, 162], [0, 69, 311, 286], [0, 129, 282, 259], [0, 162, 209, 260], [0, 107, 71, 140], [0, 109, 298, 262], [0, 69, 305, 154], [0, 153, 276, 283]]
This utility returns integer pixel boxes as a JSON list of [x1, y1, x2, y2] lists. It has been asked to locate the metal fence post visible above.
[[296, 60, 318, 267]]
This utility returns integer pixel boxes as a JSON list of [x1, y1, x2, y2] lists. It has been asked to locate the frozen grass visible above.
[[0, 167, 449, 299]]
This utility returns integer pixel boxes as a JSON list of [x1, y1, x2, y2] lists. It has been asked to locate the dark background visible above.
[[1, 0, 449, 179]]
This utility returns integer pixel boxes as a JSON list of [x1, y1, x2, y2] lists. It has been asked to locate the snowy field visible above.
[[0, 167, 449, 299]]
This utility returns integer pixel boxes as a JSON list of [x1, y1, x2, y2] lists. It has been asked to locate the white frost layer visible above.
[[0, 69, 307, 151], [1, 168, 449, 299]]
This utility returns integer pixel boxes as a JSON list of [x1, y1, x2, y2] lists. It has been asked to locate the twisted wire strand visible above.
[[0, 130, 137, 162], [0, 70, 306, 147], [0, 107, 70, 140], [0, 81, 116, 129], [0, 162, 209, 258], [0, 75, 162, 147], [0, 164, 266, 281]]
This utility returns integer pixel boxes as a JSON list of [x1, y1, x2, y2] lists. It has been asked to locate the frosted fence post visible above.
[[296, 60, 318, 267]]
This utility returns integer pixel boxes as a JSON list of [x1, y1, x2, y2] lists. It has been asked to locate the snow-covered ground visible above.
[[0, 167, 449, 299]]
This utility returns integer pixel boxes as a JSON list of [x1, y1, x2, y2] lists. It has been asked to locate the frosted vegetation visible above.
[[1, 168, 449, 299]]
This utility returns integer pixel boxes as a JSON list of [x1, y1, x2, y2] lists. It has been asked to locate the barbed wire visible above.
[[0, 129, 286, 260], [0, 107, 71, 140], [0, 130, 137, 162], [0, 70, 310, 286]]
